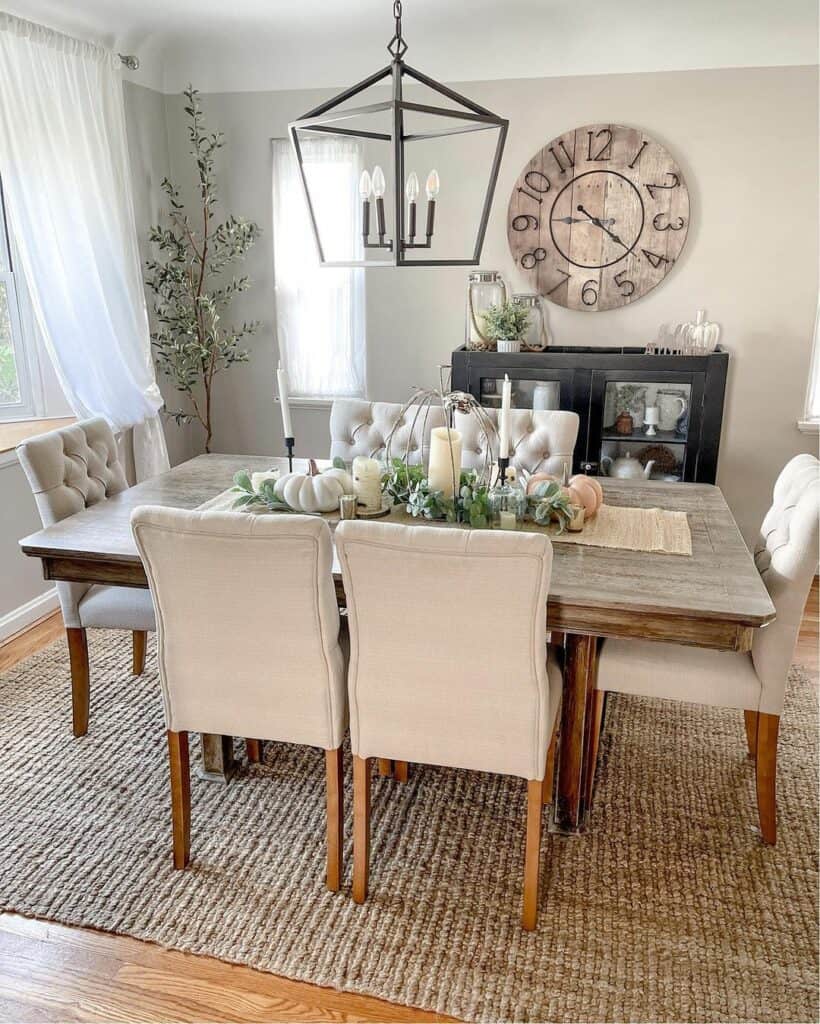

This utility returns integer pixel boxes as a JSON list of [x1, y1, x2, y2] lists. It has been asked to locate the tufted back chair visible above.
[[330, 399, 446, 466], [17, 417, 128, 626], [752, 453, 820, 713], [330, 399, 580, 477], [455, 408, 579, 478]]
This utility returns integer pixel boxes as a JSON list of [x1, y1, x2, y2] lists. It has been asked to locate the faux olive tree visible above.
[[146, 87, 261, 452]]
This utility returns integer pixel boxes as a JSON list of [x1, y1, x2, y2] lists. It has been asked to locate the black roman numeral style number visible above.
[[645, 172, 680, 199], [548, 141, 575, 175], [652, 213, 685, 231], [613, 270, 635, 296], [520, 246, 547, 270], [511, 214, 539, 231], [587, 128, 612, 162], [517, 170, 551, 206], [641, 248, 671, 269], [628, 140, 648, 169]]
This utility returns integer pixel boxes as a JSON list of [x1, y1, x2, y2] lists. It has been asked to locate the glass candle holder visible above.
[[488, 476, 527, 529], [339, 494, 358, 520]]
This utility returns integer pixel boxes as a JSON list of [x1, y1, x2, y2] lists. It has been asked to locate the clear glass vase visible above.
[[466, 271, 507, 351]]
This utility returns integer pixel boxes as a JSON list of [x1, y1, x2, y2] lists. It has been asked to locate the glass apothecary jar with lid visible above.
[[512, 293, 549, 351], [465, 271, 507, 351]]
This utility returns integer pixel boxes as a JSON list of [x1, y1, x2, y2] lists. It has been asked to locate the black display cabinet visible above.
[[450, 346, 729, 484]]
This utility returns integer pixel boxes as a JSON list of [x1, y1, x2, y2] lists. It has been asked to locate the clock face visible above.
[[507, 124, 689, 311]]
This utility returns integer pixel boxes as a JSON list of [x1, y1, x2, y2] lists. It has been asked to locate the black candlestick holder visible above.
[[496, 455, 510, 486], [285, 436, 295, 473]]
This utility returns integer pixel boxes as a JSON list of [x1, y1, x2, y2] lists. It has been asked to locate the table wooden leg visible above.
[[555, 633, 598, 833], [198, 733, 238, 783]]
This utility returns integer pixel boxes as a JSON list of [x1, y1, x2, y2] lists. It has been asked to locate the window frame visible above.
[[271, 137, 367, 402], [0, 176, 39, 422], [798, 297, 820, 434]]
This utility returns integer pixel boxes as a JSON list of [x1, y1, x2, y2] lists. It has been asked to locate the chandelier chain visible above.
[[387, 0, 408, 60]]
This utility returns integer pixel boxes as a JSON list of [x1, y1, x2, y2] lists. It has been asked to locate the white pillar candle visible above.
[[427, 426, 462, 499], [352, 456, 382, 513], [499, 510, 517, 531], [277, 361, 293, 438], [499, 374, 512, 459]]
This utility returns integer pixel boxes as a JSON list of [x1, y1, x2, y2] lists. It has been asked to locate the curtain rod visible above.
[[119, 54, 139, 70]]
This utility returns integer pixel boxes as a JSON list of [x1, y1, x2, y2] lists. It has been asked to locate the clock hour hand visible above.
[[576, 204, 629, 249], [554, 214, 615, 226]]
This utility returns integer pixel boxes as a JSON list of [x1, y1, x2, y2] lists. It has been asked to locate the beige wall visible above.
[[142, 65, 819, 543]]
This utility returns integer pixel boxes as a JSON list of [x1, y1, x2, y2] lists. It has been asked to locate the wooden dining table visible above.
[[20, 453, 776, 833]]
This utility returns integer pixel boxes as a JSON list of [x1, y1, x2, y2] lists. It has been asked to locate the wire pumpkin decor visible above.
[[380, 367, 499, 507]]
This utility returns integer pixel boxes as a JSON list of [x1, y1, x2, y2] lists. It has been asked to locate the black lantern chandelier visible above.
[[288, 1, 508, 268]]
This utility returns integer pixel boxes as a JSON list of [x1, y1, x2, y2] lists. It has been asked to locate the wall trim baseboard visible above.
[[0, 588, 60, 645]]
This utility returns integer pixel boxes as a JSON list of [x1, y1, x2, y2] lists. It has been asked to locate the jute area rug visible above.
[[0, 631, 817, 1023]]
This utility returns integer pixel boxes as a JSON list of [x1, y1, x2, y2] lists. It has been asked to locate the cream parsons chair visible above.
[[590, 453, 820, 844], [131, 507, 347, 889], [330, 398, 580, 477], [335, 520, 562, 930], [17, 418, 155, 736]]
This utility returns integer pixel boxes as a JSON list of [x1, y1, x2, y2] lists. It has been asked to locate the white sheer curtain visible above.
[[0, 13, 168, 479], [272, 138, 366, 398], [804, 297, 820, 423]]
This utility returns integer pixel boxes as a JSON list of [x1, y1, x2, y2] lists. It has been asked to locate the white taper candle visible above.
[[499, 374, 512, 459], [277, 361, 293, 438]]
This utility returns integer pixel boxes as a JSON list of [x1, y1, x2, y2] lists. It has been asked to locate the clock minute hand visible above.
[[554, 215, 616, 226], [576, 204, 629, 249]]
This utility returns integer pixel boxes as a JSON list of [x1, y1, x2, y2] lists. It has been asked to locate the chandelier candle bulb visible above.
[[359, 170, 372, 240], [406, 172, 419, 240], [427, 426, 463, 499], [425, 169, 439, 240], [372, 165, 387, 239], [352, 456, 382, 513]]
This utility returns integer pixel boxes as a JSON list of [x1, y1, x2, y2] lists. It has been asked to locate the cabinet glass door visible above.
[[590, 371, 704, 482]]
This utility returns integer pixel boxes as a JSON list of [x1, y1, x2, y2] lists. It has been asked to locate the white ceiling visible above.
[[4, 0, 818, 94]]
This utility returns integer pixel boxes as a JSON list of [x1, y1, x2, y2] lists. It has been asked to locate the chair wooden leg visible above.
[[353, 756, 371, 904], [542, 719, 559, 806], [167, 730, 191, 869], [522, 779, 543, 931], [66, 628, 89, 737], [584, 690, 605, 808], [744, 709, 758, 761], [755, 713, 779, 845], [325, 747, 344, 892], [132, 630, 147, 675], [245, 739, 262, 763], [394, 760, 409, 783], [378, 759, 393, 777]]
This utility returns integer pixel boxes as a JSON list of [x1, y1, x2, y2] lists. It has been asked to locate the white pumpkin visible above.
[[274, 459, 354, 513]]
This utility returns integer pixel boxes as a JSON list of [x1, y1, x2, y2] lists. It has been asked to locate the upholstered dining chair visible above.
[[335, 520, 562, 930], [131, 507, 347, 890], [329, 398, 580, 478], [589, 453, 820, 845], [17, 417, 155, 736]]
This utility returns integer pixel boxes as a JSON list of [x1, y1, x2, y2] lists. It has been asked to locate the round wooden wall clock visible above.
[[507, 124, 689, 311]]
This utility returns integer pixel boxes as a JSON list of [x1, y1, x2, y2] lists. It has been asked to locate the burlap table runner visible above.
[[198, 488, 692, 556]]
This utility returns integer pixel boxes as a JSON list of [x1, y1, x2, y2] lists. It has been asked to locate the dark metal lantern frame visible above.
[[287, 3, 508, 268]]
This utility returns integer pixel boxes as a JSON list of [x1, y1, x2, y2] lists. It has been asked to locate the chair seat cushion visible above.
[[597, 638, 761, 712], [78, 585, 155, 632]]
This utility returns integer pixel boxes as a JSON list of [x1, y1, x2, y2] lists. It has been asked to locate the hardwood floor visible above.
[[0, 583, 817, 1024]]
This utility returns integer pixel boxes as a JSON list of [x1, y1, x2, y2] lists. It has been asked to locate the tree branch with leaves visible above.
[[146, 86, 261, 452]]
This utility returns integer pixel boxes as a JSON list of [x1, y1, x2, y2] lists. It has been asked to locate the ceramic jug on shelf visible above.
[[600, 452, 655, 480], [657, 391, 687, 432]]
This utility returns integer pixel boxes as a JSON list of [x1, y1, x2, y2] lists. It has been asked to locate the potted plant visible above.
[[481, 301, 530, 353]]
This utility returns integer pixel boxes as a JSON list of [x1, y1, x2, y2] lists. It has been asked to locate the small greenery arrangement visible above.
[[481, 301, 530, 344], [527, 480, 574, 533], [614, 384, 646, 415], [146, 86, 261, 453], [383, 458, 491, 527], [230, 470, 295, 513]]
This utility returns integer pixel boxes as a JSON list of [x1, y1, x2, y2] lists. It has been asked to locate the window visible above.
[[801, 297, 820, 432], [271, 138, 366, 399], [0, 177, 36, 420]]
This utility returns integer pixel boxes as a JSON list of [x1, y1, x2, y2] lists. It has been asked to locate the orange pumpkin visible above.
[[569, 474, 603, 516]]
